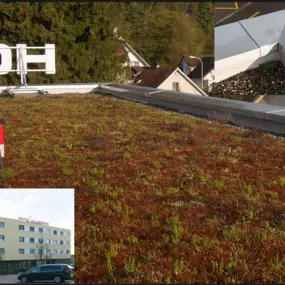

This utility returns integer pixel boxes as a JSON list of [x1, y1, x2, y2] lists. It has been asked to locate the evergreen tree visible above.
[[0, 2, 214, 84]]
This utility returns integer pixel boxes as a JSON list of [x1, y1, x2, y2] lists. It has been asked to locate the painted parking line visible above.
[[249, 11, 260, 18], [214, 2, 252, 26], [215, 2, 238, 10]]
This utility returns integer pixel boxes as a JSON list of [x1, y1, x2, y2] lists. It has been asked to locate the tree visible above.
[[34, 238, 52, 265], [0, 2, 214, 83], [0, 253, 5, 270], [187, 2, 214, 34], [0, 3, 125, 84]]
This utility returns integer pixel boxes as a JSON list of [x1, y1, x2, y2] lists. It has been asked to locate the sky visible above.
[[0, 188, 75, 254]]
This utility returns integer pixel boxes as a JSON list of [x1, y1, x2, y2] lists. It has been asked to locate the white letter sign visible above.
[[0, 44, 12, 75], [16, 44, 56, 75], [0, 44, 56, 75]]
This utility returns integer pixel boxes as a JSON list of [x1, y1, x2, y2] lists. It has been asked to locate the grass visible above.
[[1, 94, 285, 283]]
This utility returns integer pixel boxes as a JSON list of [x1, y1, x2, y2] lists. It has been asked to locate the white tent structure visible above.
[[279, 24, 285, 66], [215, 9, 285, 83]]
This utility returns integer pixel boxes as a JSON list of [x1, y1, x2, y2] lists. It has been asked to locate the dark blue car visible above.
[[17, 264, 74, 283]]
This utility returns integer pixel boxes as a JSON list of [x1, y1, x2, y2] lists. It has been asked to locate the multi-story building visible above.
[[0, 217, 72, 271]]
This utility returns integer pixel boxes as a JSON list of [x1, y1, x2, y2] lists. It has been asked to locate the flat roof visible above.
[[0, 216, 71, 231]]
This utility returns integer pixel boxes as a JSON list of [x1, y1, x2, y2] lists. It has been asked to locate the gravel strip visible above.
[[210, 61, 285, 100]]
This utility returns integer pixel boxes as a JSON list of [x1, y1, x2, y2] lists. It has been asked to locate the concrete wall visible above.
[[98, 83, 285, 135], [215, 49, 280, 82], [0, 217, 71, 261]]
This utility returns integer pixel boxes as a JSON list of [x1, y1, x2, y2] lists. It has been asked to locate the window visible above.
[[52, 265, 62, 271], [0, 248, 4, 254], [0, 235, 4, 241], [53, 230, 57, 235], [30, 227, 34, 232], [60, 241, 63, 245], [30, 266, 40, 273], [43, 229, 50, 234], [19, 249, 24, 254], [45, 239, 50, 244], [54, 249, 57, 254], [39, 238, 43, 244], [172, 82, 180, 92], [40, 266, 53, 272], [19, 225, 24, 230], [0, 222, 4, 228], [63, 232, 69, 236], [67, 250, 69, 254], [39, 228, 43, 233], [65, 241, 69, 245], [131, 61, 139, 67], [30, 238, 35, 243], [30, 249, 35, 254], [60, 231, 63, 236], [19, 237, 24, 242]]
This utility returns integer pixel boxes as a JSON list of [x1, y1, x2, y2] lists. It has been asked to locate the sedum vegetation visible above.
[[0, 2, 214, 85], [1, 94, 285, 283]]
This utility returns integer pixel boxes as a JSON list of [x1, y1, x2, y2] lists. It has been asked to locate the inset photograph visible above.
[[213, 4, 285, 105], [0, 188, 74, 284]]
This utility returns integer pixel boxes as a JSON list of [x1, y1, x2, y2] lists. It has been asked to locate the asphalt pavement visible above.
[[215, 2, 285, 26], [0, 274, 75, 284]]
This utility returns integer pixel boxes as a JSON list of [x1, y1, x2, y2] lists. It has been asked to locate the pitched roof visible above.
[[124, 43, 150, 67], [189, 56, 214, 78], [133, 68, 174, 88], [180, 54, 212, 68], [133, 67, 208, 96]]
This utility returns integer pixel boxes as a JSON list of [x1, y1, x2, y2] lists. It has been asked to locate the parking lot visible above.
[[215, 2, 285, 26], [0, 274, 75, 284]]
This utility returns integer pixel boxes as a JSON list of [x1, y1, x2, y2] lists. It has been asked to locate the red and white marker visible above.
[[0, 126, 4, 158]]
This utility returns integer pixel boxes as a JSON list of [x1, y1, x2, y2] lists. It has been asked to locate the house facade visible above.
[[188, 56, 215, 91], [0, 217, 72, 271], [121, 43, 150, 68], [134, 67, 207, 96], [191, 69, 215, 91], [179, 55, 212, 76]]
